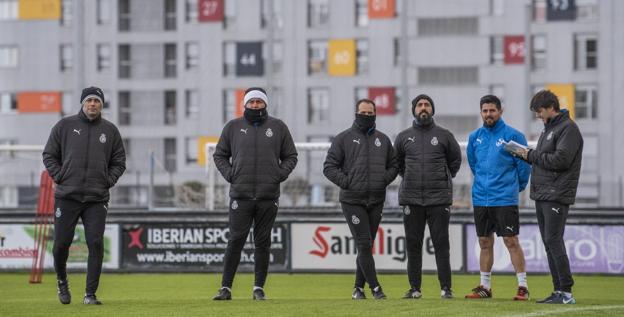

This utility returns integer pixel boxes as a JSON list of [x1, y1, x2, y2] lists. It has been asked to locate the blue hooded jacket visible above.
[[467, 118, 531, 207]]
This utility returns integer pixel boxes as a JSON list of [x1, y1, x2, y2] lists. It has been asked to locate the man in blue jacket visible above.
[[465, 95, 531, 301]]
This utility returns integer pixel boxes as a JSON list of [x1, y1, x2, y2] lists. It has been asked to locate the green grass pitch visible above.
[[1, 273, 623, 316]]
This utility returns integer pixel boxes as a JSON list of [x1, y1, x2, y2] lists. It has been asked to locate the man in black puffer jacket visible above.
[[324, 99, 398, 300], [213, 87, 298, 301], [513, 90, 583, 305], [43, 86, 126, 305], [394, 94, 461, 300]]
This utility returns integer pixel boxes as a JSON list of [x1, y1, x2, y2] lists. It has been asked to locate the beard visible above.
[[484, 116, 497, 127], [416, 111, 433, 125]]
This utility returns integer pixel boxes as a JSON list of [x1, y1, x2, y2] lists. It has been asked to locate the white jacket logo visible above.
[[547, 131, 554, 140], [231, 200, 238, 210], [496, 138, 505, 147], [55, 208, 61, 218], [99, 133, 107, 143], [266, 128, 273, 138], [431, 137, 438, 146], [351, 215, 360, 225], [375, 138, 381, 147]]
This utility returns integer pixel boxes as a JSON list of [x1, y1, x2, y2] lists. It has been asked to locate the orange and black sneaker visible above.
[[513, 286, 530, 301], [465, 285, 492, 299]]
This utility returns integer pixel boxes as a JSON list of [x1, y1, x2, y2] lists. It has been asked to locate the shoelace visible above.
[[58, 282, 70, 294]]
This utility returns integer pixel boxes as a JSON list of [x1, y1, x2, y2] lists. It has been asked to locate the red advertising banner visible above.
[[504, 35, 525, 65], [368, 87, 395, 115], [198, 0, 224, 22], [17, 92, 61, 113], [368, 0, 395, 19]]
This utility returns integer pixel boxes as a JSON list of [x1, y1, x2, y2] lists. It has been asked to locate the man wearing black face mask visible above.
[[394, 94, 461, 299], [324, 99, 398, 300], [213, 87, 298, 301]]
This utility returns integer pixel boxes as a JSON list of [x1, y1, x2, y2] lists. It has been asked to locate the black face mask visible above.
[[415, 111, 433, 126], [244, 107, 267, 124], [355, 114, 376, 132]]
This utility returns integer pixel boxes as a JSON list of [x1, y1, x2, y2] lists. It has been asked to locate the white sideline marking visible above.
[[503, 305, 624, 317]]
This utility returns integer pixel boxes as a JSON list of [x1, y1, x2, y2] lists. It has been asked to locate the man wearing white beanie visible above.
[[213, 87, 298, 300]]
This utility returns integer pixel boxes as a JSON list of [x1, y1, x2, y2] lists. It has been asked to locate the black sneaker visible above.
[[548, 292, 576, 304], [352, 287, 366, 300], [402, 288, 422, 299], [57, 280, 71, 305], [83, 294, 102, 305], [253, 288, 266, 300], [441, 287, 453, 299], [536, 292, 560, 304], [372, 286, 387, 300], [213, 287, 232, 300]]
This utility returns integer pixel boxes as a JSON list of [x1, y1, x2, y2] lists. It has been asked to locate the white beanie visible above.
[[243, 90, 268, 107]]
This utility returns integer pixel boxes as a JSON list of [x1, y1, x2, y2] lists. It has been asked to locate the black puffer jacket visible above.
[[394, 121, 461, 206], [42, 109, 126, 202], [214, 116, 298, 200], [527, 110, 583, 205], [323, 123, 398, 205]]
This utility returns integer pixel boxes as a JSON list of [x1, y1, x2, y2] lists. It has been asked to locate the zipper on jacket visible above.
[[420, 131, 425, 203], [82, 124, 91, 202], [366, 132, 371, 205], [253, 124, 258, 200]]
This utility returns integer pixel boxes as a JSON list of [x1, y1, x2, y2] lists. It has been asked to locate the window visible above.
[[164, 43, 177, 78], [355, 87, 368, 103], [308, 0, 329, 28], [60, 44, 73, 72], [418, 67, 479, 85], [118, 44, 131, 78], [577, 0, 598, 20], [574, 34, 597, 71], [418, 17, 478, 36], [269, 87, 282, 117], [61, 0, 73, 26], [222, 89, 238, 122], [0, 0, 18, 20], [575, 85, 597, 119], [355, 0, 368, 27], [532, 0, 546, 22], [261, 0, 283, 29], [356, 40, 369, 74], [62, 92, 73, 114], [164, 138, 177, 172], [264, 41, 283, 75], [185, 42, 199, 70], [185, 0, 198, 22], [435, 115, 480, 139], [0, 46, 18, 68], [393, 38, 402, 67], [164, 91, 177, 125], [224, 0, 236, 29], [164, 0, 176, 30], [0, 93, 17, 114], [185, 90, 199, 117], [97, 44, 111, 72], [223, 42, 236, 77], [308, 88, 330, 124], [490, 0, 504, 16], [122, 138, 131, 158], [490, 36, 504, 65], [186, 137, 198, 164], [118, 0, 131, 31], [531, 35, 546, 71], [118, 91, 131, 125], [308, 40, 328, 75], [97, 0, 111, 24]]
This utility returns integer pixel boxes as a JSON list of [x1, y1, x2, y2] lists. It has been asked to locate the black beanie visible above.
[[80, 86, 105, 105], [411, 94, 435, 117]]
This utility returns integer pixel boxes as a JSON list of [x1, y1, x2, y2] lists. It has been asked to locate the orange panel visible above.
[[368, 0, 395, 19], [17, 92, 62, 113]]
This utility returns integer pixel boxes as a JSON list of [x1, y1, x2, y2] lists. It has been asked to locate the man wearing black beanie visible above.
[[43, 86, 126, 305], [394, 94, 461, 299]]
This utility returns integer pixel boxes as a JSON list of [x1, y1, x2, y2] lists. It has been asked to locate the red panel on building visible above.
[[504, 35, 525, 64], [17, 92, 62, 113], [234, 89, 245, 118], [368, 0, 395, 19], [368, 87, 395, 115], [198, 0, 224, 22]]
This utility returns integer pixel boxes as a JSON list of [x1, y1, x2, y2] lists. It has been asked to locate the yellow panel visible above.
[[328, 39, 356, 76], [198, 136, 220, 166], [19, 0, 61, 20], [546, 83, 575, 120]]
